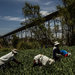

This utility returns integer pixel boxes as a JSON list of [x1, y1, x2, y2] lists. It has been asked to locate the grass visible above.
[[0, 46, 75, 75]]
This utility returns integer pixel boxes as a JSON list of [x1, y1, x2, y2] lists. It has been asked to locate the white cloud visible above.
[[40, 10, 50, 16], [44, 2, 53, 5], [0, 16, 25, 22], [0, 11, 51, 22]]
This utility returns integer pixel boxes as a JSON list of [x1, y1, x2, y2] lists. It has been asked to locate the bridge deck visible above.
[[0, 11, 59, 38]]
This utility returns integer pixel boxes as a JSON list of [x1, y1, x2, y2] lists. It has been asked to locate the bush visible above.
[[17, 41, 32, 49], [17, 41, 41, 49], [0, 48, 11, 57], [32, 41, 41, 49], [12, 34, 19, 48]]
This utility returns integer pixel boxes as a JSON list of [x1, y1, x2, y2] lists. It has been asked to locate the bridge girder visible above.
[[0, 11, 59, 39]]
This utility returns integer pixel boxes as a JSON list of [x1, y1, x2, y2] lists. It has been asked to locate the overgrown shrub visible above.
[[17, 41, 41, 49], [17, 41, 32, 49], [32, 41, 41, 49], [0, 48, 11, 51], [0, 48, 11, 57], [0, 39, 9, 47]]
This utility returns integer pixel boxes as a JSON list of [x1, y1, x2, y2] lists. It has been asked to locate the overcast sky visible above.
[[0, 0, 62, 35]]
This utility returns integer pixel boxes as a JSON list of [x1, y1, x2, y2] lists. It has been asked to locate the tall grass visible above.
[[0, 46, 75, 75]]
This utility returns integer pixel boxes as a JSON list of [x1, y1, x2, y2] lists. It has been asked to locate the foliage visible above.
[[0, 46, 75, 75], [1, 39, 9, 47], [0, 48, 11, 57], [54, 24, 59, 38], [22, 2, 40, 25], [57, 0, 75, 45], [31, 41, 41, 49], [22, 2, 53, 46], [17, 41, 41, 49], [17, 41, 33, 49], [12, 34, 19, 48]]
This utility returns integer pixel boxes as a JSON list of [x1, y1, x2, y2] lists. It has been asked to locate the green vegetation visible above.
[[57, 0, 75, 45], [17, 41, 41, 49], [21, 2, 53, 46], [0, 46, 75, 75], [12, 34, 19, 48], [0, 1, 75, 74]]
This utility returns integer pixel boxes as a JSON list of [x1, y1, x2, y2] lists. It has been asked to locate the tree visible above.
[[22, 2, 53, 45], [54, 25, 59, 38], [53, 19, 59, 39], [12, 34, 19, 48], [22, 2, 41, 38], [57, 0, 75, 45], [22, 2, 40, 24]]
